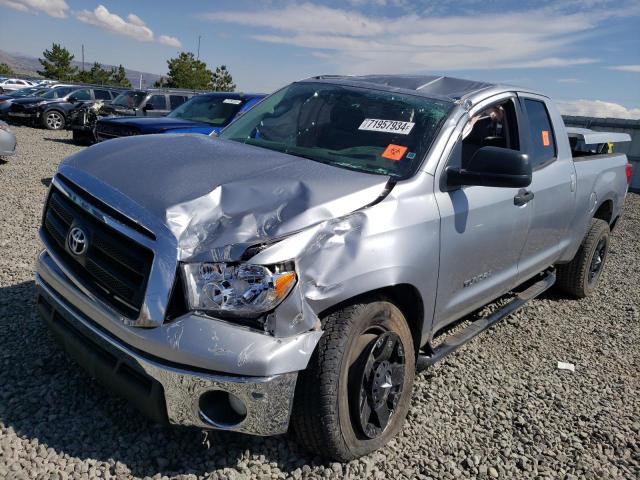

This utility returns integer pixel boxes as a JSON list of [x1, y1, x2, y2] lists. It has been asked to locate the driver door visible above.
[[432, 95, 532, 332]]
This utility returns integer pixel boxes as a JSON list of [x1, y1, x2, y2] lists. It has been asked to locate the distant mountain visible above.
[[0, 49, 163, 88]]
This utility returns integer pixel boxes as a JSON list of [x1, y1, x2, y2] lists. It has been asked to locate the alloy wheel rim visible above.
[[352, 330, 405, 439], [588, 237, 607, 284], [47, 113, 62, 129]]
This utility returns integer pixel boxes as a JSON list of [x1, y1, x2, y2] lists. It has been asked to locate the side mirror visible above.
[[143, 103, 154, 111], [446, 146, 531, 189], [68, 96, 77, 103]]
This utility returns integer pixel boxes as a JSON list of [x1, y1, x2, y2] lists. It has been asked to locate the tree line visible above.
[[23, 43, 235, 92], [36, 43, 131, 87]]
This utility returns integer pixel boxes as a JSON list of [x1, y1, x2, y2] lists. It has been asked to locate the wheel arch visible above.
[[317, 283, 425, 354], [593, 198, 614, 225], [43, 107, 66, 117]]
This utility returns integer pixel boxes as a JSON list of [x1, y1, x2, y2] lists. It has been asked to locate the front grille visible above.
[[96, 122, 140, 140], [42, 186, 154, 318]]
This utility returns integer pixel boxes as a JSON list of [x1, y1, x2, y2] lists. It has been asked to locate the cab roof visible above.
[[304, 74, 496, 101]]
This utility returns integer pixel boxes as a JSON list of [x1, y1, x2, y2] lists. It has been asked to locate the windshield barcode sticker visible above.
[[359, 118, 415, 135], [223, 99, 242, 104]]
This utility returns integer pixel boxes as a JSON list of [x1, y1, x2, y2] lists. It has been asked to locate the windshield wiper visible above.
[[326, 151, 371, 159]]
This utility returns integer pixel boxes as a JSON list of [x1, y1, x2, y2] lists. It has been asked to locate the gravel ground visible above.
[[0, 125, 638, 480]]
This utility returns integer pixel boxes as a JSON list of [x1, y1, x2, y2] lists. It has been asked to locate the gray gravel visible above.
[[1, 125, 639, 479]]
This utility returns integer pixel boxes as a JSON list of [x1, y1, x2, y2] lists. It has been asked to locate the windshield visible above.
[[112, 91, 146, 108], [42, 87, 75, 99], [219, 82, 452, 178], [168, 95, 244, 126]]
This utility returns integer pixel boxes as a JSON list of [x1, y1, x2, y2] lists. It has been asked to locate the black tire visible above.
[[556, 218, 610, 298], [292, 301, 415, 461], [42, 110, 65, 130]]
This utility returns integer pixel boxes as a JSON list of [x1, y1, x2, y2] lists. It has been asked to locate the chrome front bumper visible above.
[[36, 271, 298, 436]]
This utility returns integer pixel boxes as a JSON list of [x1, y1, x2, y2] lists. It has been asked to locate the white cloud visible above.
[[76, 5, 154, 42], [607, 64, 640, 72], [558, 99, 640, 119], [0, 0, 68, 18], [158, 35, 182, 48], [74, 5, 182, 49], [200, 2, 640, 74], [126, 13, 146, 27], [505, 58, 597, 68]]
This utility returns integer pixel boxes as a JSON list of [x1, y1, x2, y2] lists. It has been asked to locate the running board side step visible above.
[[416, 270, 556, 371]]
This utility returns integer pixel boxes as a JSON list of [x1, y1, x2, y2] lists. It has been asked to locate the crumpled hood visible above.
[[62, 134, 389, 259]]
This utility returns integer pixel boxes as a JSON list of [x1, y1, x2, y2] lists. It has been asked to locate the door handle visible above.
[[514, 189, 534, 206]]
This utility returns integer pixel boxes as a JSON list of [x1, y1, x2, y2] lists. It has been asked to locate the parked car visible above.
[[94, 92, 265, 142], [35, 75, 632, 461], [0, 78, 35, 93], [0, 85, 54, 119], [101, 88, 199, 118], [0, 120, 17, 157], [8, 85, 124, 130], [68, 88, 203, 143], [0, 85, 66, 120]]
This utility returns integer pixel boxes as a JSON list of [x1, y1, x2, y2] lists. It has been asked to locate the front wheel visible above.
[[292, 301, 415, 461], [42, 110, 65, 130]]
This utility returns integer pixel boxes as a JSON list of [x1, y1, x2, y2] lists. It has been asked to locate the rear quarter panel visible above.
[[559, 153, 629, 262]]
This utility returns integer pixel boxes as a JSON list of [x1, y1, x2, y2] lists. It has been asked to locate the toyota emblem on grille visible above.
[[67, 227, 88, 255]]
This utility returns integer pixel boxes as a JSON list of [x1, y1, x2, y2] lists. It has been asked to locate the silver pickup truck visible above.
[[35, 75, 633, 460]]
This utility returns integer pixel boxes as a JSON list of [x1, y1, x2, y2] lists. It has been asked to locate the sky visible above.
[[0, 0, 639, 118]]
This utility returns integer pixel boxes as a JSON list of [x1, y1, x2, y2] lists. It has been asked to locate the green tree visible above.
[[76, 63, 131, 87], [77, 62, 112, 85], [111, 65, 131, 87], [0, 63, 13, 76], [37, 43, 77, 80], [153, 76, 167, 88], [211, 65, 236, 92], [163, 52, 212, 90]]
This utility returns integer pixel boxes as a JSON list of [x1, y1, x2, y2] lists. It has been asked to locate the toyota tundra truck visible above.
[[35, 75, 633, 461]]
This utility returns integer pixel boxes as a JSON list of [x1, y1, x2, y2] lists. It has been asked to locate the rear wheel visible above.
[[292, 301, 415, 461], [43, 110, 65, 130], [556, 218, 610, 298]]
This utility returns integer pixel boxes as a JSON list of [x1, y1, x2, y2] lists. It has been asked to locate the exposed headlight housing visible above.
[[181, 262, 297, 316]]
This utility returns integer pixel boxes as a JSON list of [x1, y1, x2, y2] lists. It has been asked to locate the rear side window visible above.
[[523, 99, 556, 167], [170, 95, 187, 109], [94, 89, 111, 100], [148, 94, 167, 110], [72, 89, 92, 101]]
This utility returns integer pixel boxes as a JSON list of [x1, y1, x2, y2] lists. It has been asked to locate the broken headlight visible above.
[[181, 263, 297, 316]]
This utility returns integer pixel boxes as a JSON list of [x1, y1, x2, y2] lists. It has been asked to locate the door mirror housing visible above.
[[68, 96, 77, 103], [446, 146, 532, 189], [143, 103, 154, 111]]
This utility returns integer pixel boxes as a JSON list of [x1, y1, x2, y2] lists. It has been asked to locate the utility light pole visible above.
[[197, 35, 201, 61], [81, 44, 85, 72]]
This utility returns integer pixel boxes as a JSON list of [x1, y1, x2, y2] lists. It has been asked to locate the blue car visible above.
[[95, 92, 265, 141]]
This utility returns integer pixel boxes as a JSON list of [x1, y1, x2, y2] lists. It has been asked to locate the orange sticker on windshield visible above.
[[382, 144, 408, 161], [541, 130, 550, 146]]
